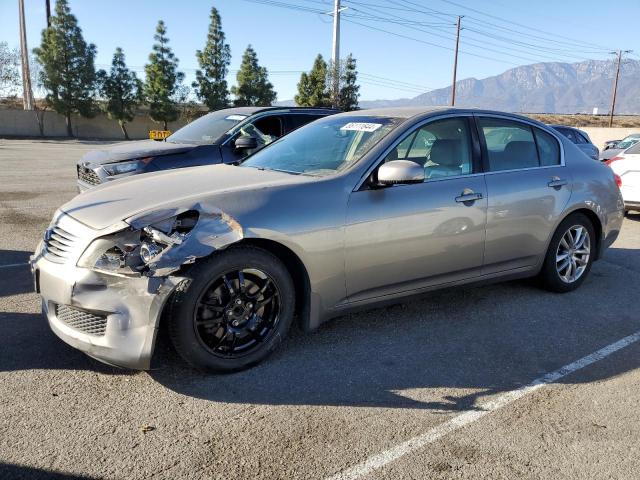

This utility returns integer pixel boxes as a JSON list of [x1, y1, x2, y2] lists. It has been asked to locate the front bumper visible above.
[[31, 250, 180, 370]]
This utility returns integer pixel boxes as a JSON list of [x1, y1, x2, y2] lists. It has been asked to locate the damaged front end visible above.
[[79, 205, 244, 277], [33, 205, 245, 370]]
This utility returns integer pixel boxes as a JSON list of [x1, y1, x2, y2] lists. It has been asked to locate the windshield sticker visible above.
[[226, 114, 248, 121], [340, 122, 382, 132]]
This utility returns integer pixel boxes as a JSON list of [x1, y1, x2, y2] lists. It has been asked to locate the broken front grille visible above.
[[55, 304, 107, 336], [77, 165, 100, 185], [43, 225, 80, 264]]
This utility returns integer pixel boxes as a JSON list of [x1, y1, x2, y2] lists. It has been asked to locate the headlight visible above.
[[102, 160, 141, 176], [77, 211, 199, 275]]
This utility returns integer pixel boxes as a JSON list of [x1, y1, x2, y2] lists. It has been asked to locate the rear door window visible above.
[[478, 117, 539, 171], [534, 128, 561, 166]]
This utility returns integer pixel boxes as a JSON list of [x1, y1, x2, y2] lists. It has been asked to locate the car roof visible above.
[[331, 106, 550, 126], [550, 125, 579, 131], [215, 106, 341, 116]]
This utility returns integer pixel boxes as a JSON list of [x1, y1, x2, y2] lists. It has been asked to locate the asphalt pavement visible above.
[[1, 139, 639, 479]]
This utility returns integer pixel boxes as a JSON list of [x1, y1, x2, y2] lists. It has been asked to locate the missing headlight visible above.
[[78, 210, 200, 275], [138, 211, 200, 264]]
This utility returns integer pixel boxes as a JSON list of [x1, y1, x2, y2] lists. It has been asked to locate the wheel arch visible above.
[[233, 238, 312, 331], [560, 207, 603, 260]]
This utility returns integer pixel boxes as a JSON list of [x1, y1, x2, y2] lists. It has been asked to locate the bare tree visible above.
[[0, 42, 21, 97]]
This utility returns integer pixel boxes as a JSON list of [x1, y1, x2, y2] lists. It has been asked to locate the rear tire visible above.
[[538, 213, 595, 293], [167, 246, 295, 373]]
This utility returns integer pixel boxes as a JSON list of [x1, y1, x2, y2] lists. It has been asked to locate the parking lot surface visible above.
[[1, 139, 639, 479]]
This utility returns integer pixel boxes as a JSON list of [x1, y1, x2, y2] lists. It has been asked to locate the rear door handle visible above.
[[548, 178, 568, 188], [455, 192, 483, 203]]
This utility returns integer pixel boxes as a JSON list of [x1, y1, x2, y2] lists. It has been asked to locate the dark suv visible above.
[[77, 106, 339, 191]]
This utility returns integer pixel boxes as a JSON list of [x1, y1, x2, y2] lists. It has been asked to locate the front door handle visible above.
[[455, 190, 483, 203], [548, 177, 568, 188]]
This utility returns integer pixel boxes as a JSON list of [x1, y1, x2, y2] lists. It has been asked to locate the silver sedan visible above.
[[31, 107, 624, 372]]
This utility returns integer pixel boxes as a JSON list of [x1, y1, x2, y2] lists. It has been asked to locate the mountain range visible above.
[[281, 59, 640, 114]]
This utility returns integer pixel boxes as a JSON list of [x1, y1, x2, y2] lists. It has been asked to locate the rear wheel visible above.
[[538, 213, 595, 293], [167, 246, 295, 372]]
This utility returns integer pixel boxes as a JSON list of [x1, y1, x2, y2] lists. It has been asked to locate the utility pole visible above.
[[46, 0, 51, 27], [450, 15, 462, 106], [330, 0, 347, 108], [608, 49, 632, 127], [18, 0, 35, 110]]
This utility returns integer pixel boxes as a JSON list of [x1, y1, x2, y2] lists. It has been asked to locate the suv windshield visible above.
[[166, 111, 248, 145], [241, 115, 402, 176]]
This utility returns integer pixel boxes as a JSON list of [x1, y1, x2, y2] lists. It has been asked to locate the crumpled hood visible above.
[[79, 140, 196, 166], [60, 164, 315, 230]]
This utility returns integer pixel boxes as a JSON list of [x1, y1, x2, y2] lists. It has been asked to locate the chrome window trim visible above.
[[473, 112, 565, 170], [483, 164, 567, 176], [354, 112, 478, 191]]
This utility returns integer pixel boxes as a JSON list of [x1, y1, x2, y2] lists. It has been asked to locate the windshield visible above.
[[166, 110, 248, 144], [626, 142, 640, 155], [241, 115, 402, 176], [617, 136, 640, 150]]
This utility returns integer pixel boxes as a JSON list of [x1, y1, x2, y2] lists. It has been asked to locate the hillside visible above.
[[359, 59, 640, 114]]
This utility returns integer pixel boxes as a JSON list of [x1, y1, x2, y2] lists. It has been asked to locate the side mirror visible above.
[[377, 160, 424, 186], [234, 135, 258, 150]]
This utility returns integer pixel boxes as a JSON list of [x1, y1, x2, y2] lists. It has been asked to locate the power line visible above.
[[347, 2, 591, 65], [389, 0, 608, 58], [433, 0, 615, 52]]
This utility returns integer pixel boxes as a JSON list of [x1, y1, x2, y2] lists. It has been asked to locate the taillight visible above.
[[605, 156, 623, 166], [614, 173, 622, 188]]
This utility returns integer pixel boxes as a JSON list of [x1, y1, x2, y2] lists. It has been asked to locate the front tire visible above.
[[538, 213, 595, 293], [167, 246, 295, 372]]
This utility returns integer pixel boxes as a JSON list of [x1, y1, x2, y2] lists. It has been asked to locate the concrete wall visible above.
[[580, 128, 639, 150], [0, 109, 189, 140], [1, 108, 638, 147]]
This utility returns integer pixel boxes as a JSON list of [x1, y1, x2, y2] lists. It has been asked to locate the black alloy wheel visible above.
[[194, 268, 281, 358], [167, 246, 295, 372]]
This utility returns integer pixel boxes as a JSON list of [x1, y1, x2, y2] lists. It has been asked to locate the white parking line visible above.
[[0, 262, 29, 269], [326, 330, 640, 480]]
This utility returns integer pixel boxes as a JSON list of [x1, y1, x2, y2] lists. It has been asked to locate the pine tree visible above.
[[338, 54, 360, 111], [32, 0, 97, 136], [192, 7, 231, 110], [144, 21, 185, 130], [231, 45, 276, 106], [97, 48, 143, 140], [295, 54, 331, 107]]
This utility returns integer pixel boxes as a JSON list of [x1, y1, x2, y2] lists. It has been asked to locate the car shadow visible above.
[[0, 463, 97, 479], [147, 248, 640, 411], [2, 247, 638, 412], [625, 211, 640, 222], [0, 311, 132, 376]]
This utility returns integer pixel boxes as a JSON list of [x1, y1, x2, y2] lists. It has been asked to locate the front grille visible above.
[[77, 165, 101, 186], [43, 225, 80, 263], [55, 304, 107, 336]]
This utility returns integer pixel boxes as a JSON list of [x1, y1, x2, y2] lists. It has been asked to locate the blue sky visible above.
[[1, 0, 639, 101]]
